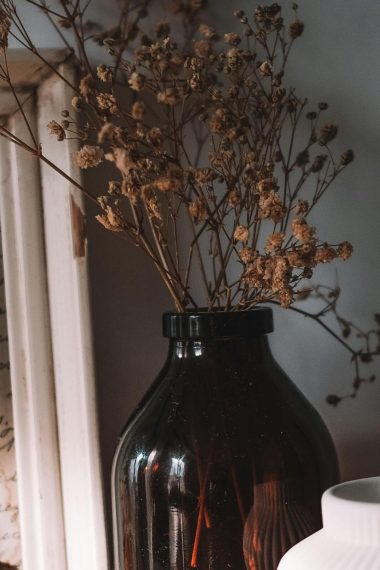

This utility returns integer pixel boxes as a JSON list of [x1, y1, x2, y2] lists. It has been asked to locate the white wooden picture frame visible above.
[[0, 51, 109, 570]]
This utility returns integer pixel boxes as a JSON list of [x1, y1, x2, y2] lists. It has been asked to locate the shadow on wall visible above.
[[85, 176, 171, 541], [86, 202, 170, 461]]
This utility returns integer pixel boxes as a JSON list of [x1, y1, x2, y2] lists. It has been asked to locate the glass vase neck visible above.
[[168, 335, 272, 362], [162, 307, 274, 340]]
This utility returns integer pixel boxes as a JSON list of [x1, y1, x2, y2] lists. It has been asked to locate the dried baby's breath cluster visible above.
[[0, 1, 355, 315], [0, 1, 378, 399]]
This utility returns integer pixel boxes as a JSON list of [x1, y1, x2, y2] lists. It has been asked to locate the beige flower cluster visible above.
[[41, 2, 355, 311]]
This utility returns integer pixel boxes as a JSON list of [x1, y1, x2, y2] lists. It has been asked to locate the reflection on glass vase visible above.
[[243, 479, 320, 569], [111, 309, 339, 570]]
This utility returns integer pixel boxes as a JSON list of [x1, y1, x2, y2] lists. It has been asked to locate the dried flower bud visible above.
[[79, 74, 93, 97], [199, 23, 217, 39], [154, 168, 183, 192], [72, 96, 82, 110], [96, 206, 124, 232], [234, 225, 250, 242], [96, 93, 118, 114], [276, 285, 294, 308], [292, 218, 315, 242], [341, 321, 351, 338], [130, 101, 145, 121], [74, 145, 103, 169], [194, 40, 212, 58], [319, 123, 338, 145], [96, 64, 113, 83], [295, 199, 309, 215], [254, 6, 266, 22], [289, 20, 304, 39], [258, 191, 287, 222], [295, 149, 309, 167], [227, 126, 245, 141], [314, 245, 337, 264], [224, 32, 241, 46], [192, 167, 217, 185], [265, 232, 285, 252], [128, 72, 145, 91], [108, 181, 121, 195], [270, 4, 282, 16], [337, 241, 353, 261], [340, 149, 354, 166], [272, 87, 286, 103], [188, 199, 208, 223], [228, 190, 241, 206], [147, 127, 163, 148], [306, 111, 317, 120], [98, 122, 117, 143], [209, 107, 228, 134], [61, 110, 70, 118], [157, 87, 181, 106], [318, 102, 328, 111], [311, 154, 327, 172], [256, 177, 278, 193], [259, 61, 273, 76], [142, 187, 162, 220], [301, 242, 315, 255], [274, 16, 284, 31], [120, 181, 135, 204], [47, 120, 66, 141], [225, 48, 244, 71], [326, 394, 341, 407], [239, 247, 256, 264], [255, 4, 281, 23]]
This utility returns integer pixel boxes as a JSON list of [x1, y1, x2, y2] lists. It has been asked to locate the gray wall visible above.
[[14, 0, 380, 520]]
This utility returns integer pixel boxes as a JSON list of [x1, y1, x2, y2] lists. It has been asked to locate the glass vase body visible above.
[[112, 309, 339, 570]]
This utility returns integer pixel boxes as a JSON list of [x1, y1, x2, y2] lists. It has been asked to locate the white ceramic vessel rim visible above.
[[322, 476, 380, 547], [324, 476, 380, 509]]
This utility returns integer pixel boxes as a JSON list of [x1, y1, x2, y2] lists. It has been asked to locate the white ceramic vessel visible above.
[[278, 476, 380, 570]]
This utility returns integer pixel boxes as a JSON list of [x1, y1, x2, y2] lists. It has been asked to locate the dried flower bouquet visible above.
[[55, 4, 354, 314], [0, 0, 379, 403]]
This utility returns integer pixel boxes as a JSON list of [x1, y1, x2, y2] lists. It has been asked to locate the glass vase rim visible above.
[[162, 307, 273, 339]]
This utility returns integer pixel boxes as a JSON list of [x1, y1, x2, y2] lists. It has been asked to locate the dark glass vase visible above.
[[112, 309, 339, 570]]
